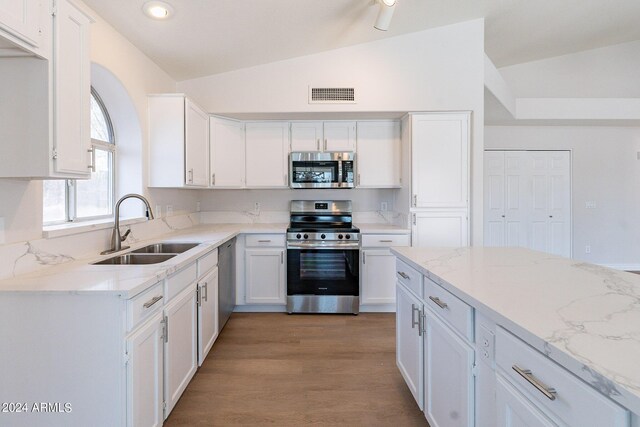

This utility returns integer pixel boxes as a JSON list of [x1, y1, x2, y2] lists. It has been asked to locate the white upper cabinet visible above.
[[184, 99, 209, 187], [411, 113, 469, 208], [323, 121, 356, 152], [210, 116, 245, 188], [356, 121, 401, 188], [0, 0, 41, 47], [245, 122, 289, 188], [290, 122, 323, 152], [290, 121, 356, 152], [148, 94, 208, 188]]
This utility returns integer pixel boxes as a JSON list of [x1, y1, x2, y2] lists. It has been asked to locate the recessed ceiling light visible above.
[[142, 1, 174, 19]]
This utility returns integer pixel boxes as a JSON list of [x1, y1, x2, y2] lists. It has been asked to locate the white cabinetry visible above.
[[149, 94, 209, 188], [356, 121, 401, 188], [163, 284, 198, 418], [360, 233, 410, 309], [424, 311, 474, 427], [244, 235, 286, 305], [396, 281, 424, 410], [210, 116, 245, 188], [0, 0, 92, 179], [197, 267, 218, 366], [0, 0, 41, 47], [403, 112, 470, 247], [126, 312, 164, 427], [245, 122, 289, 188], [290, 121, 356, 152], [496, 375, 556, 427], [484, 150, 571, 258]]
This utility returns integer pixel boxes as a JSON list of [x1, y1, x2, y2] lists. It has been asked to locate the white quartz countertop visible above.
[[391, 246, 640, 415], [0, 223, 287, 298]]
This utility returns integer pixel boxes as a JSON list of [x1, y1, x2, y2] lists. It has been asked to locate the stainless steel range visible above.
[[286, 200, 360, 314]]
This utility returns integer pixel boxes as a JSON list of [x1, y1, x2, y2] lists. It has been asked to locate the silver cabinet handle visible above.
[[418, 312, 425, 336], [203, 282, 208, 302], [363, 252, 366, 264], [398, 271, 410, 280], [412, 214, 417, 225], [87, 147, 96, 172], [258, 240, 272, 243], [429, 296, 448, 309], [380, 240, 393, 243], [413, 194, 417, 207], [212, 173, 216, 186], [281, 251, 284, 264], [196, 286, 201, 306], [188, 168, 194, 183], [512, 365, 557, 401], [316, 139, 320, 151], [162, 315, 169, 343], [411, 304, 420, 329], [143, 295, 163, 309]]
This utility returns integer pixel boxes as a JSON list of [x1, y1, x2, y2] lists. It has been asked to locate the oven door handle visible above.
[[286, 242, 360, 250]]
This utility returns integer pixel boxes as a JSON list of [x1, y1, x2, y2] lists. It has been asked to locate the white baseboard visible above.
[[359, 304, 396, 313], [233, 305, 287, 313], [598, 263, 640, 271]]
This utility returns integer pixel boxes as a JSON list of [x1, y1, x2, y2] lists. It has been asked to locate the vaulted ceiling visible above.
[[83, 0, 640, 81]]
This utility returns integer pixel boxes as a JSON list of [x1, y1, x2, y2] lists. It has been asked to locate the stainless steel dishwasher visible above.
[[218, 237, 236, 332]]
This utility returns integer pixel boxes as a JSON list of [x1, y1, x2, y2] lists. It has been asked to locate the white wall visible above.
[[485, 126, 640, 267], [179, 19, 486, 244], [0, 1, 199, 245]]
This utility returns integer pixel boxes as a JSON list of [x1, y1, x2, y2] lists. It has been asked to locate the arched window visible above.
[[43, 88, 116, 223]]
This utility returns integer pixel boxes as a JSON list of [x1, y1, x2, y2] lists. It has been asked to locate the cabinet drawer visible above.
[[423, 277, 473, 341], [197, 248, 218, 278], [495, 327, 629, 427], [127, 282, 164, 332], [165, 262, 197, 301], [361, 234, 410, 247], [245, 234, 285, 247], [396, 259, 422, 298]]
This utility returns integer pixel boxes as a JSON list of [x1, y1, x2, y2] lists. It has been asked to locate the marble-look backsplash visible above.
[[0, 213, 199, 281]]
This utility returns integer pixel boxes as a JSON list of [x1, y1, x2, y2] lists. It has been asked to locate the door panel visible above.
[[245, 122, 289, 187], [484, 151, 505, 246], [291, 122, 323, 152], [185, 100, 209, 187], [356, 121, 401, 187], [245, 249, 286, 304], [496, 375, 556, 427], [323, 121, 356, 152], [198, 268, 219, 366], [210, 117, 245, 188], [412, 211, 469, 248], [396, 283, 423, 409], [361, 249, 396, 305]]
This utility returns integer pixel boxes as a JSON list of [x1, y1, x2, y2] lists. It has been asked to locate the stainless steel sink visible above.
[[93, 253, 176, 265], [130, 242, 200, 254]]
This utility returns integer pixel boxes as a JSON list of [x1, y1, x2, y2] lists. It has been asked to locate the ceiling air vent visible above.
[[309, 87, 356, 104]]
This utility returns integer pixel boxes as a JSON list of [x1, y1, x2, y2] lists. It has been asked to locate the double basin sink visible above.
[[93, 243, 200, 265]]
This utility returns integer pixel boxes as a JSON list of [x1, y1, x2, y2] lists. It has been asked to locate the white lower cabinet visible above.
[[197, 267, 219, 366], [424, 310, 474, 427], [245, 248, 286, 304], [496, 375, 556, 427], [163, 285, 198, 418], [396, 282, 424, 409], [126, 312, 164, 427], [361, 249, 397, 305]]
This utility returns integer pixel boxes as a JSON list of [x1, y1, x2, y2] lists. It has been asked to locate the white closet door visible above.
[[484, 151, 506, 247], [504, 151, 530, 248]]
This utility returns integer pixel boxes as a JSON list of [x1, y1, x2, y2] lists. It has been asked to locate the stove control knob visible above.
[[321, 234, 326, 239], [296, 234, 301, 239], [338, 234, 344, 239], [345, 234, 351, 240], [303, 234, 309, 239]]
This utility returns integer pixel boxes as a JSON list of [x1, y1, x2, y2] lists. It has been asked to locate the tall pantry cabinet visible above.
[[401, 113, 471, 247]]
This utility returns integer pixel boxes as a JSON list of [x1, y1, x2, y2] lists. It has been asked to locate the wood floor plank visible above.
[[165, 313, 427, 426]]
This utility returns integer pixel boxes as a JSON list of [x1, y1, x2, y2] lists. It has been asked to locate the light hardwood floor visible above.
[[165, 313, 427, 426]]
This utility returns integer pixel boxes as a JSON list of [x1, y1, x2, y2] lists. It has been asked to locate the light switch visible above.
[[477, 324, 495, 363], [585, 201, 596, 209]]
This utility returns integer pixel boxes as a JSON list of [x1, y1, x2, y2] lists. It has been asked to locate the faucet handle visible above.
[[121, 229, 131, 242]]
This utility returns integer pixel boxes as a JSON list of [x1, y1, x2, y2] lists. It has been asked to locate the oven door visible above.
[[287, 247, 359, 296]]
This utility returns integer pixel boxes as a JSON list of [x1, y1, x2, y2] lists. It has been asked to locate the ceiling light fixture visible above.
[[142, 1, 174, 19], [374, 0, 397, 31]]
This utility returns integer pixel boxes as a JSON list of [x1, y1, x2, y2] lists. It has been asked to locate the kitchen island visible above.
[[392, 246, 640, 426]]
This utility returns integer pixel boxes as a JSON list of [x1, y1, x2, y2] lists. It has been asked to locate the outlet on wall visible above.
[[585, 245, 591, 254], [166, 205, 173, 217], [254, 202, 260, 213], [155, 205, 162, 217], [380, 202, 388, 212], [196, 201, 201, 212], [585, 201, 597, 209]]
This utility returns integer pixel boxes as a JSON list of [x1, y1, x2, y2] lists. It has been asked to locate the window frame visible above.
[[43, 87, 117, 225]]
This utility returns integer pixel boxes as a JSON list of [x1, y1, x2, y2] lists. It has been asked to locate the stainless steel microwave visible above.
[[289, 152, 355, 189]]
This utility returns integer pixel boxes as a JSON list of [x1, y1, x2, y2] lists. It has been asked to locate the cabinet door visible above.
[[53, 0, 92, 177], [184, 99, 209, 187], [424, 311, 474, 427], [291, 122, 323, 152], [210, 116, 245, 188], [164, 285, 197, 418], [245, 248, 286, 304], [356, 121, 401, 187], [245, 122, 289, 187], [396, 282, 423, 409], [0, 0, 40, 46], [496, 375, 557, 427], [411, 113, 469, 208], [361, 249, 396, 305], [126, 312, 164, 427], [484, 151, 506, 247], [197, 268, 219, 366], [323, 121, 356, 152], [412, 210, 469, 248]]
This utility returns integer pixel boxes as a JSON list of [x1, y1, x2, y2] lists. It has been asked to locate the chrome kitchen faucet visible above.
[[101, 194, 154, 255]]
